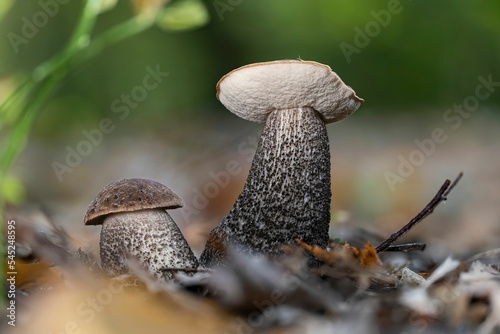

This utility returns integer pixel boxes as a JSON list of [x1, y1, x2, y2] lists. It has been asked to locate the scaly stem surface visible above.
[[201, 107, 331, 266]]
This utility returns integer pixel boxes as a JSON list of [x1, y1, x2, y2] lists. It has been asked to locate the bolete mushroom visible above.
[[84, 178, 199, 279], [200, 60, 363, 266]]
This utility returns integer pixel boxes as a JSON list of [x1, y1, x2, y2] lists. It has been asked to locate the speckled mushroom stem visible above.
[[200, 107, 331, 266], [100, 209, 199, 279]]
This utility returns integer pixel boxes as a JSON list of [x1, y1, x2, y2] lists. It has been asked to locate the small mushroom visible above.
[[200, 60, 363, 266], [84, 178, 198, 279]]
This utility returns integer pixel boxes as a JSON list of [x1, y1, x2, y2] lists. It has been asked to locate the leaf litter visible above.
[[3, 174, 500, 333]]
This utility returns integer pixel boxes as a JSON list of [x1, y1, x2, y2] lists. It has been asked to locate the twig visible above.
[[443, 171, 463, 198], [163, 268, 211, 273], [466, 247, 500, 263], [385, 243, 426, 252], [376, 173, 463, 253]]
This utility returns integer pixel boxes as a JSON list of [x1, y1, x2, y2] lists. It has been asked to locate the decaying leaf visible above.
[[8, 260, 64, 291], [5, 202, 500, 334], [359, 242, 382, 267], [294, 238, 382, 268]]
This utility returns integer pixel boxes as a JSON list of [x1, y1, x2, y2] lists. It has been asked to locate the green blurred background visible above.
[[1, 0, 500, 254], [2, 0, 499, 127]]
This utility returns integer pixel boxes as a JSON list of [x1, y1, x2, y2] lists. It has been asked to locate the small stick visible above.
[[443, 171, 463, 198], [376, 173, 462, 253], [163, 268, 211, 273], [385, 243, 426, 252]]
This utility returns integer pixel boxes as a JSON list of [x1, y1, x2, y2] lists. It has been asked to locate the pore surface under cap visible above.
[[216, 60, 364, 124]]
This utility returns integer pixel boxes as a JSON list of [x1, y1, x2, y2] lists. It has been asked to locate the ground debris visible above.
[[295, 238, 382, 267], [5, 178, 500, 334], [4, 221, 500, 334]]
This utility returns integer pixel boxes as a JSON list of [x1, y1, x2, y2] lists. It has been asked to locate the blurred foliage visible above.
[[0, 0, 497, 203], [158, 0, 209, 31], [1, 175, 24, 205], [0, 0, 209, 204], [0, 0, 498, 140]]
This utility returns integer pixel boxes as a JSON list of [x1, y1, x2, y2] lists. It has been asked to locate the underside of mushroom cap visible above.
[[84, 178, 183, 226], [216, 59, 364, 124]]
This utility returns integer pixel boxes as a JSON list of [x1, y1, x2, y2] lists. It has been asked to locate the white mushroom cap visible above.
[[216, 60, 364, 124]]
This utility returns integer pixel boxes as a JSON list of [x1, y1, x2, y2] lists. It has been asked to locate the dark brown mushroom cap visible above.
[[84, 178, 183, 226]]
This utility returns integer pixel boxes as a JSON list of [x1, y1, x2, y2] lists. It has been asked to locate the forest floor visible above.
[[3, 111, 500, 333]]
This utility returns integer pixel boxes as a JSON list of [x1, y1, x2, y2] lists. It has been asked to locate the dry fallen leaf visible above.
[[8, 260, 64, 290], [294, 239, 382, 268], [359, 242, 382, 267]]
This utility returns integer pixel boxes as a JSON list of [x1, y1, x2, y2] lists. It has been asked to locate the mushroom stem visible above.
[[100, 208, 199, 279], [201, 107, 331, 265]]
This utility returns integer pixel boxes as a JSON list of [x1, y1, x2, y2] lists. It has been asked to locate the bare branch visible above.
[[376, 173, 463, 253]]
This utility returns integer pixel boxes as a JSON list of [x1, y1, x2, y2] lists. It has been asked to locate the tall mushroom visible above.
[[200, 60, 363, 266], [84, 178, 199, 279]]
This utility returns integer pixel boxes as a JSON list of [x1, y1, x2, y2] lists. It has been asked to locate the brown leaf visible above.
[[5, 259, 64, 290], [359, 242, 382, 267], [294, 238, 337, 265], [295, 239, 382, 268]]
